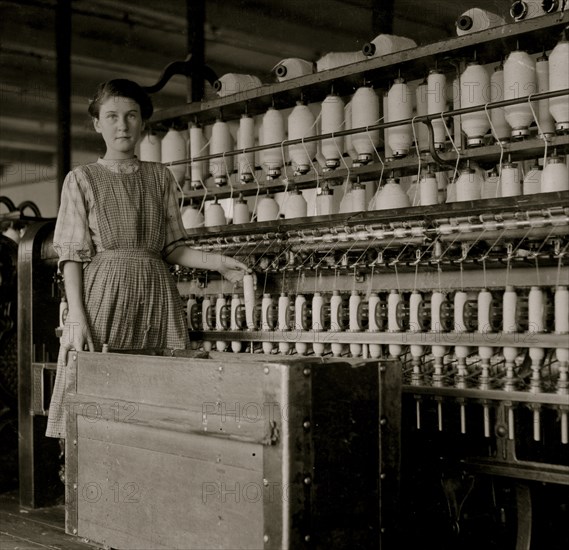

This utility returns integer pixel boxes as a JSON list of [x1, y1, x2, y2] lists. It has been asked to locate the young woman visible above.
[[46, 79, 247, 438]]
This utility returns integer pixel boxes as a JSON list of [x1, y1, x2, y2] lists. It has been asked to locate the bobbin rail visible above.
[[193, 330, 567, 349], [183, 190, 569, 239], [180, 192, 569, 260], [170, 87, 569, 202], [150, 11, 569, 126]]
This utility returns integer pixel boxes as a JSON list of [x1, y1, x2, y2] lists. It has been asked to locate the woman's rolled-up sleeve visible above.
[[53, 170, 95, 268], [162, 167, 189, 258]]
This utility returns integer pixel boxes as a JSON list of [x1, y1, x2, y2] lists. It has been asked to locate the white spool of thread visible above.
[[284, 188, 308, 219], [261, 293, 275, 354], [456, 7, 506, 35], [454, 291, 469, 333], [209, 120, 233, 186], [233, 194, 250, 225], [460, 61, 491, 147], [431, 291, 446, 333], [189, 124, 206, 187], [344, 101, 358, 160], [330, 291, 343, 331], [523, 163, 542, 195], [368, 293, 381, 332], [536, 53, 556, 138], [261, 294, 273, 331], [181, 203, 205, 229], [409, 291, 423, 332], [139, 132, 162, 162], [278, 293, 291, 354], [316, 186, 334, 215], [374, 177, 411, 210], [388, 78, 413, 157], [420, 171, 439, 206], [500, 162, 522, 197], [504, 50, 537, 139], [528, 286, 545, 334], [204, 199, 227, 227], [415, 79, 429, 152], [312, 292, 325, 331], [243, 273, 255, 330], [261, 107, 285, 179], [541, 155, 569, 192], [351, 86, 380, 164], [215, 294, 228, 352], [383, 92, 393, 159], [330, 291, 345, 357], [316, 51, 366, 72], [427, 70, 447, 151], [214, 73, 262, 97], [362, 33, 417, 57], [349, 183, 366, 213], [503, 286, 518, 333], [349, 291, 363, 332], [161, 128, 187, 184], [549, 36, 569, 132], [555, 286, 569, 334], [349, 291, 362, 357], [367, 293, 382, 359], [388, 290, 403, 357], [230, 294, 243, 353], [478, 289, 493, 333], [388, 290, 402, 332], [257, 193, 280, 222], [186, 294, 197, 331], [312, 292, 325, 356], [273, 58, 314, 81], [456, 167, 483, 201], [237, 114, 256, 183], [295, 294, 308, 355], [490, 64, 511, 143], [288, 102, 316, 175], [321, 94, 345, 169]]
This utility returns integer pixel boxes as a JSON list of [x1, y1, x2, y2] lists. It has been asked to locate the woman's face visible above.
[[93, 95, 145, 159]]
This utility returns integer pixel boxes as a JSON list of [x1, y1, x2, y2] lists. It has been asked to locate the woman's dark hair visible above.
[[88, 79, 153, 121]]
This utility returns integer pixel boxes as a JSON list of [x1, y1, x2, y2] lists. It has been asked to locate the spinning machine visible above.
[[15, 11, 569, 549]]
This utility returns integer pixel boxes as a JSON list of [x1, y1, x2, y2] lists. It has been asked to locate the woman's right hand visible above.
[[61, 308, 95, 365]]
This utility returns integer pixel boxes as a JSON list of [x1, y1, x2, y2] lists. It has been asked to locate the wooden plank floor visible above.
[[0, 491, 98, 550]]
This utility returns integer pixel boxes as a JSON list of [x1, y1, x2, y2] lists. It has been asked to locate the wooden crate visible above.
[[64, 351, 401, 549]]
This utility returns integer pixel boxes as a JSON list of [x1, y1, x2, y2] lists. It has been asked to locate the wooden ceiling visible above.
[[0, 0, 514, 188]]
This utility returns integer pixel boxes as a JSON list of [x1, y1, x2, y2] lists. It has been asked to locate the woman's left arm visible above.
[[165, 247, 248, 283], [161, 166, 248, 282]]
